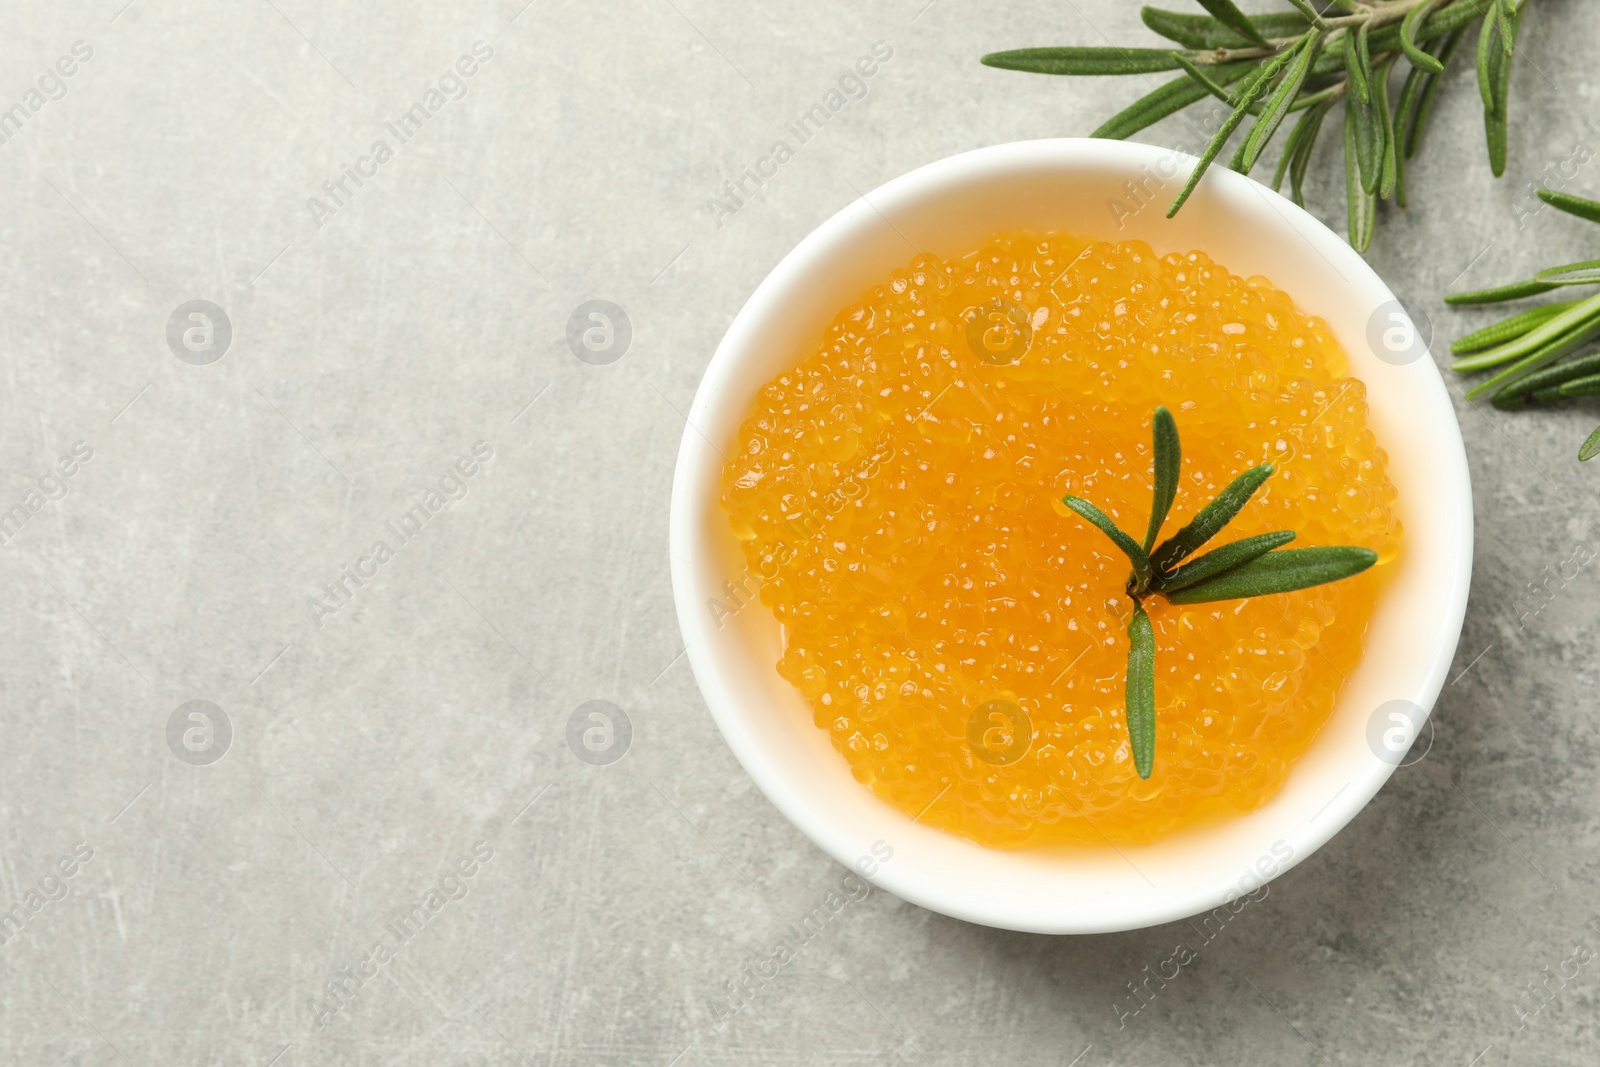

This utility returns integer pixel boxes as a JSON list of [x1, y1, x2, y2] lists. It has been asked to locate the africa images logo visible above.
[[307, 442, 494, 628], [308, 842, 495, 1029], [305, 41, 494, 229]]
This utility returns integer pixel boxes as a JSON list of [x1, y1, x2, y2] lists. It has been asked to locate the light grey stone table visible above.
[[1, 1, 1597, 1064]]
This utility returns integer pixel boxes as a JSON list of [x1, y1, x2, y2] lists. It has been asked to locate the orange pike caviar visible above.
[[720, 231, 1400, 846]]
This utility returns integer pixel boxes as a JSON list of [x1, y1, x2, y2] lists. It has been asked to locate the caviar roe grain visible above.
[[720, 232, 1401, 847]]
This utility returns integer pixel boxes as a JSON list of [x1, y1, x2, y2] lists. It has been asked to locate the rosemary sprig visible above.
[[981, 0, 1532, 251], [1449, 188, 1600, 459], [1063, 407, 1377, 779]]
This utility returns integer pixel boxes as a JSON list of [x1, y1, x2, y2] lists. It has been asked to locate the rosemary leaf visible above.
[[1125, 604, 1156, 780], [1156, 531, 1297, 592], [1356, 20, 1376, 93], [1486, 104, 1513, 173], [1092, 60, 1262, 140], [980, 47, 1188, 76], [1063, 496, 1154, 591], [1272, 107, 1305, 193], [1344, 25, 1371, 105], [1558, 374, 1600, 398], [1171, 52, 1244, 107], [1284, 0, 1325, 28], [1197, 0, 1272, 47], [1309, 38, 1351, 78], [1489, 348, 1600, 408], [1405, 25, 1468, 159], [1360, 23, 1409, 61], [1273, 96, 1321, 194], [1535, 260, 1600, 286], [1582, 424, 1600, 462], [1488, 31, 1516, 177], [1286, 81, 1345, 113], [1288, 100, 1332, 206], [1495, 0, 1518, 53], [1140, 6, 1311, 49], [1233, 32, 1319, 176], [1395, 62, 1429, 188], [1144, 407, 1181, 553], [1167, 51, 1295, 217], [1347, 44, 1387, 195], [1164, 546, 1378, 604], [1445, 278, 1560, 305], [1539, 189, 1600, 226], [1413, 0, 1507, 44], [1376, 55, 1400, 201], [1150, 464, 1275, 573], [1477, 0, 1500, 112], [1451, 300, 1575, 354], [1346, 102, 1377, 251], [1401, 0, 1448, 73], [1479, 0, 1521, 176]]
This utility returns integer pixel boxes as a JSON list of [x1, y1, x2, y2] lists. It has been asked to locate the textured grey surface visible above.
[[1, 1, 1598, 1064]]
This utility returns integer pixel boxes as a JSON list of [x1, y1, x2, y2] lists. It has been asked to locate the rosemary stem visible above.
[[1193, 0, 1497, 65]]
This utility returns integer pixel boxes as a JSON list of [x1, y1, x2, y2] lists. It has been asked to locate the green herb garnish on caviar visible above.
[[1064, 407, 1378, 778]]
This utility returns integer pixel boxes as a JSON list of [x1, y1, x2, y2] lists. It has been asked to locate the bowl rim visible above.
[[668, 137, 1473, 934]]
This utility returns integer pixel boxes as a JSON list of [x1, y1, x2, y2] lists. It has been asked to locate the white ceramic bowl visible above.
[[669, 139, 1472, 934]]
